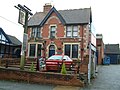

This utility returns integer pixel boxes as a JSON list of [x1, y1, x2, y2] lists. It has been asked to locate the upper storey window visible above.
[[50, 26, 56, 38], [31, 27, 41, 38], [66, 26, 78, 38]]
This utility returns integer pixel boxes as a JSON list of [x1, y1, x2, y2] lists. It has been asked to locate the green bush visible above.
[[29, 62, 36, 72], [61, 63, 67, 74]]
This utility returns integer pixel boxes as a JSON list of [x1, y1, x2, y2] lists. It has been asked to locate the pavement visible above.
[[1, 65, 120, 90], [53, 86, 80, 90]]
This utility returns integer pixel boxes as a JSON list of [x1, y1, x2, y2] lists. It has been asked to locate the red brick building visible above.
[[96, 34, 104, 65], [26, 4, 96, 82], [26, 4, 96, 83], [27, 4, 92, 59]]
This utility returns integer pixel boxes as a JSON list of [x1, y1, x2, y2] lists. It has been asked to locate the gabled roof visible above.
[[0, 28, 22, 46], [40, 7, 65, 26], [7, 35, 22, 46], [104, 44, 120, 54], [0, 28, 12, 44], [59, 8, 92, 25], [28, 7, 92, 26], [28, 12, 47, 26]]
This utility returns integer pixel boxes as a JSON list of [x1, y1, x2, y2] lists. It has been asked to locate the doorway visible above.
[[49, 45, 55, 57]]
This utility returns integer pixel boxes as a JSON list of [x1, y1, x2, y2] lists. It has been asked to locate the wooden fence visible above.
[[0, 58, 20, 68]]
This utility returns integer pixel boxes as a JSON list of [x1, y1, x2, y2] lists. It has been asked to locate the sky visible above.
[[0, 0, 120, 44]]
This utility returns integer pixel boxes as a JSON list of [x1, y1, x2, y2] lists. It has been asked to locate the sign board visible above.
[[91, 33, 96, 47], [91, 24, 96, 47], [18, 9, 25, 25], [22, 33, 28, 51]]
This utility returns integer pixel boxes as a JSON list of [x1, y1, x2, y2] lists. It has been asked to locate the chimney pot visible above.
[[43, 3, 52, 13]]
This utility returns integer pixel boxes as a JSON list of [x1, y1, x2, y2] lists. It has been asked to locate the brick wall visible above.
[[0, 68, 84, 87], [96, 38, 104, 65], [80, 55, 89, 74]]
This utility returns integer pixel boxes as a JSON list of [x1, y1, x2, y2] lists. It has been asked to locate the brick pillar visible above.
[[80, 55, 89, 74]]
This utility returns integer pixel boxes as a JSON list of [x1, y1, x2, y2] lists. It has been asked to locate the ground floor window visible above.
[[65, 44, 71, 57], [72, 44, 78, 58], [29, 44, 36, 57], [29, 43, 42, 57], [37, 44, 42, 57], [64, 44, 78, 58]]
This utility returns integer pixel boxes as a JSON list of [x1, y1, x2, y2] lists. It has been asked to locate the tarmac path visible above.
[[81, 65, 120, 90]]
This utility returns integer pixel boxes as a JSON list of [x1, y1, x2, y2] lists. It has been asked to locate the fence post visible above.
[[5, 59, 9, 68], [0, 59, 1, 66]]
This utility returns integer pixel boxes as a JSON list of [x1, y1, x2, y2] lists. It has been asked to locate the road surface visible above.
[[81, 65, 120, 90]]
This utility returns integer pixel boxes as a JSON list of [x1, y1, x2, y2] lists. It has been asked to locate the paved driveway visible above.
[[81, 65, 120, 90]]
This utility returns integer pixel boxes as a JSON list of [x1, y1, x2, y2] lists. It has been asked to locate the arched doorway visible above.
[[49, 45, 55, 57]]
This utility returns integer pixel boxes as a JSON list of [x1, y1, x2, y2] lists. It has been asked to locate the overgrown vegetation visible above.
[[61, 63, 67, 74]]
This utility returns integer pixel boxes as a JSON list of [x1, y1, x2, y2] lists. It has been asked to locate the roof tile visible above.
[[28, 8, 91, 26]]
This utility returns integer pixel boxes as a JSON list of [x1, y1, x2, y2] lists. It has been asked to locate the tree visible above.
[[29, 62, 35, 72], [61, 63, 67, 74]]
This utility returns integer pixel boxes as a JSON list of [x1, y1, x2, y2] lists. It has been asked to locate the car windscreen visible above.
[[48, 56, 63, 60], [63, 56, 72, 61]]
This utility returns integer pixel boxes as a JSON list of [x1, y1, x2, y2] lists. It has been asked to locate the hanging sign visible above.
[[22, 33, 28, 51], [18, 9, 25, 25]]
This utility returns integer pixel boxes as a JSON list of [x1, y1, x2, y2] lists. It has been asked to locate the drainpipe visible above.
[[88, 23, 92, 84], [81, 25, 84, 62], [88, 42, 91, 84]]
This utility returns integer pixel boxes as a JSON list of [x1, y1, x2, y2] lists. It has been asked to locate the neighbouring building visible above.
[[27, 4, 96, 83], [96, 34, 104, 65], [0, 28, 22, 58], [104, 44, 120, 64]]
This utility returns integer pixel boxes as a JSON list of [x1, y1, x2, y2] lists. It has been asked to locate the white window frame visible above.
[[66, 25, 78, 38], [28, 43, 42, 58], [64, 43, 79, 59], [29, 44, 36, 57], [31, 27, 41, 38], [49, 25, 57, 38]]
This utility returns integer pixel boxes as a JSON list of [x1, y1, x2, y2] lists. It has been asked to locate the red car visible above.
[[46, 55, 73, 71]]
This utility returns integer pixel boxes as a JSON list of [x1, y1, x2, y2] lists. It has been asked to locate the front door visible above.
[[49, 45, 55, 57]]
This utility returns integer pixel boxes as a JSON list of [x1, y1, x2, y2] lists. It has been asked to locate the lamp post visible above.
[[15, 4, 33, 70]]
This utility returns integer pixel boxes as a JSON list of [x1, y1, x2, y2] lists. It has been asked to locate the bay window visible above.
[[29, 44, 36, 57], [65, 45, 71, 57], [72, 44, 78, 58], [64, 44, 78, 58], [29, 44, 42, 57]]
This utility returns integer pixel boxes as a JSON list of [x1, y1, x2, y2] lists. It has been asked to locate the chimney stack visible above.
[[43, 3, 52, 13]]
